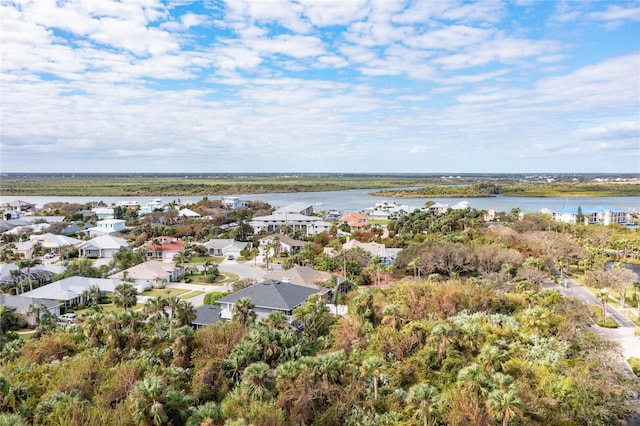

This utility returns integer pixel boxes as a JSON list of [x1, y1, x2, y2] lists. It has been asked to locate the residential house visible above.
[[221, 197, 247, 210], [203, 239, 247, 257], [342, 239, 386, 257], [0, 263, 64, 290], [0, 294, 61, 324], [29, 233, 81, 255], [341, 212, 369, 231], [2, 200, 37, 213], [217, 279, 323, 322], [142, 236, 185, 260], [484, 208, 497, 222], [91, 207, 114, 220], [140, 199, 166, 214], [110, 260, 182, 289], [13, 241, 35, 259], [87, 219, 127, 237], [178, 208, 201, 219], [78, 235, 128, 259], [274, 202, 314, 216], [2, 210, 24, 220], [250, 213, 331, 236], [192, 304, 222, 329], [265, 265, 338, 293], [363, 201, 417, 219], [21, 276, 138, 309], [428, 203, 449, 215], [0, 219, 31, 233], [258, 234, 305, 256]]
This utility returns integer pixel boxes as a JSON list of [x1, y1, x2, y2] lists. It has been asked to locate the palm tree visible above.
[[407, 382, 439, 426], [26, 304, 46, 327], [241, 361, 274, 401], [17, 258, 41, 292], [408, 257, 421, 279], [165, 296, 182, 339], [596, 289, 610, 320], [360, 355, 385, 400], [144, 297, 168, 335], [129, 376, 168, 426], [520, 306, 549, 347], [113, 283, 138, 312], [82, 284, 103, 306], [0, 305, 17, 336], [176, 300, 196, 328], [233, 297, 256, 327], [486, 388, 522, 426]]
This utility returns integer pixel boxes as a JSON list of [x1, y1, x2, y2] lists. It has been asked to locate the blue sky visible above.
[[1, 0, 638, 173]]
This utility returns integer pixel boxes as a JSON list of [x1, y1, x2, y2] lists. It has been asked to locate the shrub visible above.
[[628, 357, 640, 377], [203, 292, 227, 305]]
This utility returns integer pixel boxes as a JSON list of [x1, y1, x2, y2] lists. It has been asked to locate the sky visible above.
[[1, 0, 639, 174]]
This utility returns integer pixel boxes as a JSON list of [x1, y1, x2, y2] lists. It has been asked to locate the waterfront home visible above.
[[428, 203, 450, 215], [221, 197, 247, 210], [178, 208, 201, 218], [203, 238, 247, 257], [78, 235, 128, 259], [139, 199, 165, 214], [552, 206, 631, 225], [274, 202, 314, 216], [341, 212, 369, 231], [87, 218, 127, 237], [250, 213, 331, 236], [217, 279, 323, 322], [142, 236, 185, 260], [2, 200, 37, 213], [258, 234, 305, 256], [91, 207, 114, 220], [110, 260, 182, 289]]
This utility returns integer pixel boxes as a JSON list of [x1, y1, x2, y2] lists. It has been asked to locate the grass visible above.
[[142, 288, 190, 298], [590, 305, 618, 328], [628, 357, 640, 377], [74, 303, 145, 315], [179, 290, 203, 299]]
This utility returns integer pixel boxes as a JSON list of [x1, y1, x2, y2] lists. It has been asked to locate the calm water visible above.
[[1, 190, 638, 214]]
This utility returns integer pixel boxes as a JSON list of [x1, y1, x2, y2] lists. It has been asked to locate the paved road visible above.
[[545, 277, 640, 360]]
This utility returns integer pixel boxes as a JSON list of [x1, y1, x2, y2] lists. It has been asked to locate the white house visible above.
[[203, 239, 247, 257], [110, 260, 182, 289], [78, 235, 129, 259], [178, 208, 201, 218], [221, 197, 247, 210], [250, 213, 331, 236], [87, 219, 127, 237], [29, 233, 81, 254], [91, 207, 114, 220], [552, 206, 631, 225], [274, 202, 314, 216], [21, 276, 138, 308]]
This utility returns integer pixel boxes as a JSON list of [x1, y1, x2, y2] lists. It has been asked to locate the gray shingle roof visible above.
[[193, 304, 222, 326], [217, 279, 320, 311]]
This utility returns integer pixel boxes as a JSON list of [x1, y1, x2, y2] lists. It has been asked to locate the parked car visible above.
[[44, 253, 55, 259], [58, 313, 76, 323], [227, 254, 235, 260]]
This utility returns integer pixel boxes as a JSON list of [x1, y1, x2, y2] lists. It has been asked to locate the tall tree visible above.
[[360, 355, 385, 400], [232, 297, 256, 327], [17, 258, 41, 292], [113, 283, 138, 312], [408, 382, 439, 426]]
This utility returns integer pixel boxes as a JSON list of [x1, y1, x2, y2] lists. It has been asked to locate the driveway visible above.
[[544, 277, 640, 360]]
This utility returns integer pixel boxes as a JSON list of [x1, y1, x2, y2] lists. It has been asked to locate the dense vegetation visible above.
[[373, 181, 640, 198], [2, 174, 637, 197], [1, 196, 640, 425]]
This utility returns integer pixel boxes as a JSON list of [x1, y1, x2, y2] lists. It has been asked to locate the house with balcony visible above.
[[274, 202, 314, 216], [217, 279, 323, 322], [87, 218, 127, 237], [2, 200, 37, 213], [258, 234, 305, 256], [221, 197, 247, 210], [552, 205, 631, 225], [250, 213, 331, 236]]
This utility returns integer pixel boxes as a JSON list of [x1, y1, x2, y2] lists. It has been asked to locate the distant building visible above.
[[274, 202, 314, 216], [250, 214, 330, 236], [552, 206, 631, 225], [87, 219, 127, 237], [221, 197, 247, 210], [2, 200, 37, 213]]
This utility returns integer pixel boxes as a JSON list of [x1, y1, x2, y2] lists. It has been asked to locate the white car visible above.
[[44, 253, 55, 259], [58, 313, 76, 323]]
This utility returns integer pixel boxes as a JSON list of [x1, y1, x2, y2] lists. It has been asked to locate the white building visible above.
[[552, 206, 631, 225], [78, 235, 129, 259], [221, 197, 247, 210], [87, 218, 127, 237], [250, 213, 331, 236]]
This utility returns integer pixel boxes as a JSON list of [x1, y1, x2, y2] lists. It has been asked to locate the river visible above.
[[1, 190, 638, 214]]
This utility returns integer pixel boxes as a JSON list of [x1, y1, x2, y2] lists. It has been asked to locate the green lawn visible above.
[[179, 290, 203, 299], [142, 288, 190, 298]]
